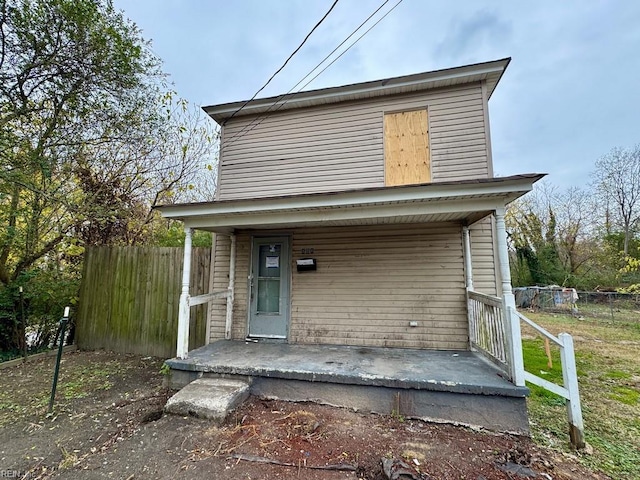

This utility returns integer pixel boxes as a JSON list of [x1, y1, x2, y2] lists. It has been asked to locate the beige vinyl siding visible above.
[[208, 232, 250, 342], [218, 84, 489, 200], [290, 223, 467, 350], [208, 223, 470, 349], [208, 234, 228, 341], [480, 80, 494, 178], [469, 216, 498, 295]]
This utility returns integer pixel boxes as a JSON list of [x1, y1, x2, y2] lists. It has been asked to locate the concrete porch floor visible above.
[[167, 340, 526, 397], [166, 341, 530, 433]]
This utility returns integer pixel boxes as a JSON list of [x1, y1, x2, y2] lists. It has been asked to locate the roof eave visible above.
[[203, 58, 511, 124]]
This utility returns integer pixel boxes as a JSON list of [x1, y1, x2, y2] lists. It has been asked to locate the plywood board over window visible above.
[[384, 109, 430, 186]]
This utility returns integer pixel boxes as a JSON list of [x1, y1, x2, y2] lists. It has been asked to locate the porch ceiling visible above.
[[156, 174, 545, 233]]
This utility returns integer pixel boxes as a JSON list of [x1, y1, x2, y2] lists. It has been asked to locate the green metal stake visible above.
[[48, 307, 70, 414], [609, 293, 614, 320], [20, 286, 27, 360]]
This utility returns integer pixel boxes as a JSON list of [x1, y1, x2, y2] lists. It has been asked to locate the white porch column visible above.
[[462, 226, 474, 291], [495, 207, 525, 386], [177, 226, 192, 359], [225, 233, 237, 340]]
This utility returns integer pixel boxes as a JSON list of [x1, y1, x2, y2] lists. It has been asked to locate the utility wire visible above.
[[297, 0, 403, 92], [220, 0, 391, 151], [222, 0, 340, 126], [220, 0, 403, 152]]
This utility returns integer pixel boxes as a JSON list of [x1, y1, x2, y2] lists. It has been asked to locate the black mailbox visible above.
[[296, 258, 317, 272]]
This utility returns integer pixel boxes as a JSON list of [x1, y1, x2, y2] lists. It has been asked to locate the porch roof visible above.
[[155, 174, 545, 233]]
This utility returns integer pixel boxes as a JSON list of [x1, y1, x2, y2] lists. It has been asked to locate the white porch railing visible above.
[[177, 231, 236, 360], [189, 290, 230, 306], [512, 308, 585, 449], [467, 289, 585, 449], [467, 290, 509, 368]]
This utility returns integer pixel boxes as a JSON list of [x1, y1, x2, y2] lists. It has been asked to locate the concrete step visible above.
[[164, 377, 250, 423]]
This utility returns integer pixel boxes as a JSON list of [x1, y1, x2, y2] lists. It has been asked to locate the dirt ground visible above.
[[0, 351, 609, 480]]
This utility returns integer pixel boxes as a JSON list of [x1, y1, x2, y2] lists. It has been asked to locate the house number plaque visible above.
[[301, 247, 314, 254]]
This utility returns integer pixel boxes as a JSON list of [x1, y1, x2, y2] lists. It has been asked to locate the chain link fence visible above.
[[575, 291, 640, 321], [515, 287, 640, 321]]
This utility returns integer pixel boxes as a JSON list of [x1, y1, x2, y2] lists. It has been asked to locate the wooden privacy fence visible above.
[[76, 246, 211, 358]]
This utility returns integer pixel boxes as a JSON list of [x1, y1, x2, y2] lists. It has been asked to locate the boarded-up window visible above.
[[384, 109, 430, 186]]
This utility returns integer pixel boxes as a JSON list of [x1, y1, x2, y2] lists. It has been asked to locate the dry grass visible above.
[[0, 354, 130, 426], [521, 309, 640, 479]]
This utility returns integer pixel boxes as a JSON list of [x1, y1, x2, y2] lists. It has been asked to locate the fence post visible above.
[[48, 307, 70, 413], [503, 306, 525, 385], [20, 286, 27, 360], [608, 293, 614, 320], [559, 332, 585, 449]]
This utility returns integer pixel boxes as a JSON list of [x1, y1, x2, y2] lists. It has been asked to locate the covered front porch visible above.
[[166, 339, 529, 432], [157, 174, 588, 445], [158, 175, 544, 383]]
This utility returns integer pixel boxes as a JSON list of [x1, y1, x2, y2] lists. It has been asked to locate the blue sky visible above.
[[113, 0, 640, 189]]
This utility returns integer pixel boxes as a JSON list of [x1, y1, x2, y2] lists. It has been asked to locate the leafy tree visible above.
[[1, 0, 162, 285], [0, 0, 217, 352], [74, 95, 218, 246], [601, 233, 640, 287], [150, 220, 213, 248], [552, 186, 597, 283]]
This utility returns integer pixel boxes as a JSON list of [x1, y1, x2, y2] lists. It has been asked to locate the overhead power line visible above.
[[287, 0, 391, 94], [219, 0, 403, 152], [220, 0, 391, 149], [296, 0, 403, 92], [222, 0, 340, 126]]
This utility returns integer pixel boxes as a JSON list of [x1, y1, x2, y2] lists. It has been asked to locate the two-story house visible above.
[[158, 58, 583, 442]]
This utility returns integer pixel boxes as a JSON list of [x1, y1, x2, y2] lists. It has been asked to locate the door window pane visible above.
[[259, 244, 281, 277], [257, 244, 281, 313], [257, 279, 280, 313]]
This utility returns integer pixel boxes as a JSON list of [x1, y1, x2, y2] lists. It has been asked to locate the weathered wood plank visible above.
[[76, 246, 211, 358], [384, 109, 430, 186], [468, 290, 503, 307], [0, 345, 77, 370], [190, 290, 229, 306]]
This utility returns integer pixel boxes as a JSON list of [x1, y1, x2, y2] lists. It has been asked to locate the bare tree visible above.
[[506, 181, 596, 286], [554, 186, 596, 276], [593, 145, 640, 255], [75, 95, 219, 245]]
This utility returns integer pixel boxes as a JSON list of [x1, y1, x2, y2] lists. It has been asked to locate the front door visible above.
[[248, 237, 290, 339]]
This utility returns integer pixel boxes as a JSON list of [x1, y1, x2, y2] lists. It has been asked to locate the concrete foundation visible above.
[[166, 340, 530, 434], [164, 369, 202, 389], [251, 377, 529, 433]]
